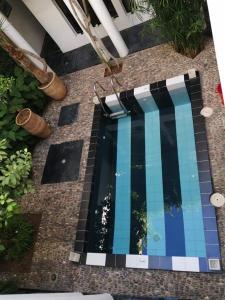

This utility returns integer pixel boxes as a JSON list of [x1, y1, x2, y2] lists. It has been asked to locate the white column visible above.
[[88, 0, 129, 57], [0, 11, 50, 71], [63, 0, 110, 61], [207, 0, 225, 106]]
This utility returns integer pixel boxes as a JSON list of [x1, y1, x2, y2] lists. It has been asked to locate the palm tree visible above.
[[0, 29, 50, 85], [129, 0, 206, 58]]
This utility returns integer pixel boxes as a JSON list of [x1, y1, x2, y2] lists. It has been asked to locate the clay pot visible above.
[[16, 108, 51, 138], [39, 72, 67, 100]]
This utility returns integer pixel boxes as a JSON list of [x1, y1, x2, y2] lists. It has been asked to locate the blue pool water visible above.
[[86, 79, 220, 265]]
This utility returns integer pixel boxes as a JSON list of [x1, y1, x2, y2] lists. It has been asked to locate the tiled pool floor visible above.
[[77, 72, 220, 273]]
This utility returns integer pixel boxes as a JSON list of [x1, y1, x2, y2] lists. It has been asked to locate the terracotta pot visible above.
[[16, 108, 51, 138], [38, 72, 67, 100]]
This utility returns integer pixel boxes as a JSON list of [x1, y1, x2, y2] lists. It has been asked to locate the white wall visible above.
[[22, 0, 80, 53], [22, 0, 152, 52], [207, 0, 225, 106], [7, 0, 46, 54]]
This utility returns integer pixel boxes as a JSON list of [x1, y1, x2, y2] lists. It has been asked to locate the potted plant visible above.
[[16, 108, 51, 138], [0, 28, 67, 100]]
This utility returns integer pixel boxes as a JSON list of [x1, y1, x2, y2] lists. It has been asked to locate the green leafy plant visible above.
[[129, 0, 206, 58], [0, 47, 48, 149], [0, 214, 34, 261], [0, 140, 34, 257], [0, 192, 20, 229], [0, 65, 47, 148], [0, 138, 7, 161], [0, 75, 14, 102], [0, 139, 34, 200]]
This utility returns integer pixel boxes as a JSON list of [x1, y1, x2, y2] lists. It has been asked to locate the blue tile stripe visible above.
[[145, 111, 166, 255], [134, 88, 166, 256], [113, 116, 131, 254], [169, 81, 206, 257]]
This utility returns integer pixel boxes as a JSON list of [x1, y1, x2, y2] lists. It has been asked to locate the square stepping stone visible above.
[[41, 140, 83, 184], [58, 103, 79, 126]]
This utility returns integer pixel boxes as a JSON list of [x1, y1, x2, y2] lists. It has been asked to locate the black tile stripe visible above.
[[107, 120, 118, 253], [158, 80, 166, 88], [187, 76, 212, 186], [115, 254, 126, 268], [130, 114, 147, 254], [74, 105, 103, 253], [120, 89, 143, 115], [80, 253, 87, 265], [151, 86, 185, 256], [187, 74, 217, 259], [74, 241, 86, 252], [106, 254, 116, 267], [150, 82, 158, 91], [86, 118, 118, 253]]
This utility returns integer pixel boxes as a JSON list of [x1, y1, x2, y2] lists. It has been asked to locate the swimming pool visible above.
[[75, 71, 221, 272]]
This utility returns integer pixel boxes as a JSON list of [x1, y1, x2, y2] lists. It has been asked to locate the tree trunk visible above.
[[0, 31, 50, 84]]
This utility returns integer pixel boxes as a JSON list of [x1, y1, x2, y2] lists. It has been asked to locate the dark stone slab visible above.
[[41, 22, 165, 75], [41, 140, 83, 184], [58, 103, 79, 126]]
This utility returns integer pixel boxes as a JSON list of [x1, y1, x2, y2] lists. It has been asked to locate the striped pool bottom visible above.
[[75, 72, 221, 272]]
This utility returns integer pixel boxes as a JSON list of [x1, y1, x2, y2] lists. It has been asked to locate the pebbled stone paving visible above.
[[0, 38, 225, 300]]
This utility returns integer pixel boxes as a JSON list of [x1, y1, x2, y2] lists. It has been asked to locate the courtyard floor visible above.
[[1, 38, 225, 299]]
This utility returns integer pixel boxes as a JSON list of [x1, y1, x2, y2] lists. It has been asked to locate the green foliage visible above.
[[129, 0, 206, 58], [0, 48, 47, 148], [0, 138, 7, 161], [0, 139, 33, 255], [0, 139, 34, 201], [0, 66, 46, 148], [0, 192, 20, 229], [0, 214, 34, 261], [0, 281, 18, 294], [0, 76, 14, 102]]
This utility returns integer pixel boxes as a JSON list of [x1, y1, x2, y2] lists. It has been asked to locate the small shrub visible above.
[[0, 76, 14, 102], [0, 139, 34, 201], [129, 0, 206, 58], [0, 192, 20, 229], [0, 215, 34, 261]]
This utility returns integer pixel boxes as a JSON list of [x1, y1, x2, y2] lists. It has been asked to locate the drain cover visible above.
[[208, 259, 220, 270], [210, 193, 225, 207]]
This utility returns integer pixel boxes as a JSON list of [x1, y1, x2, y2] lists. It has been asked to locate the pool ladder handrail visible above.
[[93, 76, 129, 119], [93, 81, 110, 117], [109, 75, 129, 119]]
